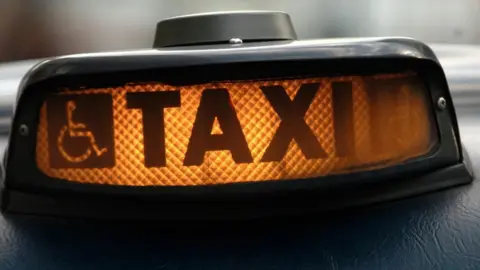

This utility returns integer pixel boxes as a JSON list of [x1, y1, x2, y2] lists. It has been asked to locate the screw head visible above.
[[437, 97, 447, 110], [19, 124, 29, 136], [229, 37, 243, 45]]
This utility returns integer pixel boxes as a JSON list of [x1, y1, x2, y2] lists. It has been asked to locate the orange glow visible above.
[[36, 73, 437, 186]]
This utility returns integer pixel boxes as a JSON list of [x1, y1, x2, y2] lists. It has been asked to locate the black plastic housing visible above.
[[153, 11, 297, 47], [0, 37, 473, 219]]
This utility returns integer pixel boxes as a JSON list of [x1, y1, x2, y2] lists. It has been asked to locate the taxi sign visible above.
[[0, 11, 472, 219], [36, 73, 436, 186]]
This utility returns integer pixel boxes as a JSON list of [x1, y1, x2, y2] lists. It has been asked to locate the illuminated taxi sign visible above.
[[1, 11, 469, 219], [36, 73, 436, 186]]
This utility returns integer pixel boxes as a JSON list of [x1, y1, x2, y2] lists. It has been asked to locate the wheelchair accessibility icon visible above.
[[57, 101, 108, 163]]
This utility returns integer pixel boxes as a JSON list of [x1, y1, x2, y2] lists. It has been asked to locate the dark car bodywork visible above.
[[0, 43, 479, 269]]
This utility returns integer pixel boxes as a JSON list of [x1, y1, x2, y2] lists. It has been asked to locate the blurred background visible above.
[[1, 0, 480, 63]]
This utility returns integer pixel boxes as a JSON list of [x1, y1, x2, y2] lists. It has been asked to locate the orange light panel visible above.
[[36, 73, 437, 186]]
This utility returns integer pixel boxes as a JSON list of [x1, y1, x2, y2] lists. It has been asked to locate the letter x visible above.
[[260, 83, 327, 162]]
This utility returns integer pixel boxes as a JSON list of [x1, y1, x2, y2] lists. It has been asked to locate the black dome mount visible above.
[[153, 11, 297, 48]]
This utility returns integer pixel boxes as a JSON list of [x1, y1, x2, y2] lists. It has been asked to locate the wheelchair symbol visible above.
[[57, 100, 108, 163]]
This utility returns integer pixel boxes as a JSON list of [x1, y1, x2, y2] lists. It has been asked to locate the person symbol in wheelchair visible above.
[[57, 100, 108, 163]]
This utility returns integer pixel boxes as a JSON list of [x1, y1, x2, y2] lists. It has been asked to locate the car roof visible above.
[[1, 44, 480, 269]]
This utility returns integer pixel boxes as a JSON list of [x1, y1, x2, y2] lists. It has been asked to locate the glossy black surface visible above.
[[18, 37, 437, 90]]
